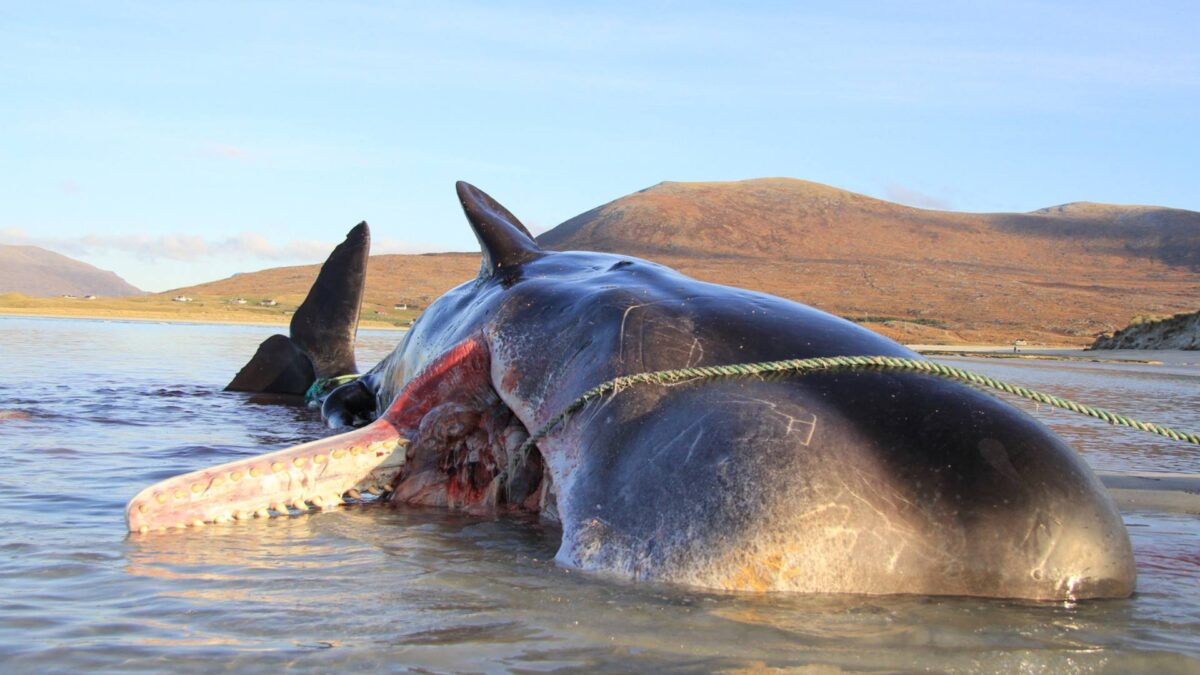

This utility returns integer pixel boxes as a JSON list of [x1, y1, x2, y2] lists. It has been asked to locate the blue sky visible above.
[[1, 1, 1197, 291]]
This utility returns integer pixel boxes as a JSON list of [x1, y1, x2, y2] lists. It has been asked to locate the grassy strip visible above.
[[0, 293, 416, 329], [843, 315, 948, 328]]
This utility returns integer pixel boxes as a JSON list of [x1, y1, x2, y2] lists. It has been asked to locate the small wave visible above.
[[148, 386, 219, 398], [43, 445, 84, 456], [158, 445, 239, 461], [1139, 550, 1200, 578]]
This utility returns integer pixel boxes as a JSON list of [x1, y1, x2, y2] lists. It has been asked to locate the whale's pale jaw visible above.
[[126, 419, 408, 532]]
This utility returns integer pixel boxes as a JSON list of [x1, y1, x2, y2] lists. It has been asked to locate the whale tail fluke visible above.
[[224, 333, 316, 395], [225, 222, 370, 395]]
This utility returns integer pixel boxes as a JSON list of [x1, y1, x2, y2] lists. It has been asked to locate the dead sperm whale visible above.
[[127, 182, 1136, 600]]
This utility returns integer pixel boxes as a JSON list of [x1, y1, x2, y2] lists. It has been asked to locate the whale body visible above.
[[128, 182, 1136, 600]]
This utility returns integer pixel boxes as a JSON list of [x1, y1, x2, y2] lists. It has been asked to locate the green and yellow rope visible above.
[[304, 373, 361, 406], [518, 355, 1200, 456]]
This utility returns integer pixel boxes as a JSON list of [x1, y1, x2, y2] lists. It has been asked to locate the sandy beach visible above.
[[3, 308, 1150, 360]]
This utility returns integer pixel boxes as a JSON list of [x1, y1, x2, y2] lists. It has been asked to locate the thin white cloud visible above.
[[885, 184, 952, 211], [0, 228, 434, 262], [521, 220, 549, 237], [205, 142, 250, 160]]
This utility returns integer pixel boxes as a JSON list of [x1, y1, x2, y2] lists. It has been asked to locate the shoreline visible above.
[[907, 344, 1082, 353], [0, 309, 408, 331], [2, 311, 1184, 362]]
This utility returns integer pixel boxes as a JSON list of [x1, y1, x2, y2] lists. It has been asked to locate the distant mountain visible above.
[[537, 179, 1200, 270], [532, 179, 1198, 343], [179, 179, 1198, 344], [0, 245, 141, 297]]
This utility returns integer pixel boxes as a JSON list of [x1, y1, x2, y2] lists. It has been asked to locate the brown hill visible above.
[[538, 179, 1200, 269], [172, 252, 482, 317], [174, 179, 1199, 345], [0, 245, 142, 297], [536, 179, 1199, 344]]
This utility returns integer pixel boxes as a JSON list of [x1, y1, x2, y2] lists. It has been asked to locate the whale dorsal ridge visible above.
[[456, 181, 541, 276]]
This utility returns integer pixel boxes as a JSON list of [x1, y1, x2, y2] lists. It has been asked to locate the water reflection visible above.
[[1, 318, 1198, 671], [114, 501, 1196, 671]]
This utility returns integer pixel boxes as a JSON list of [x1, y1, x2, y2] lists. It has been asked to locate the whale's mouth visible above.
[[126, 336, 548, 533]]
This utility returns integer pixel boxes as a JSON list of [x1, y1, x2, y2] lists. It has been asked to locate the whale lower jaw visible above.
[[125, 419, 409, 532], [128, 335, 548, 533]]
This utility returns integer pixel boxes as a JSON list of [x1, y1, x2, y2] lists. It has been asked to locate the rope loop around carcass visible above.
[[304, 373, 361, 406], [517, 355, 1200, 457]]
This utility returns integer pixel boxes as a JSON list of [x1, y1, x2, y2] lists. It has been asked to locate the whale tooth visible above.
[[332, 449, 346, 460], [273, 503, 289, 514], [365, 486, 381, 495], [313, 454, 327, 465], [250, 467, 262, 478], [155, 493, 168, 504], [230, 471, 244, 482], [311, 496, 325, 508], [139, 526, 149, 534], [346, 489, 361, 500], [192, 519, 205, 528], [137, 504, 149, 514], [271, 461, 285, 473], [234, 511, 249, 520], [255, 508, 270, 518], [293, 457, 308, 468]]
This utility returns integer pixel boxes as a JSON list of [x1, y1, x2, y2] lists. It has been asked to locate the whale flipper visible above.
[[225, 222, 370, 394]]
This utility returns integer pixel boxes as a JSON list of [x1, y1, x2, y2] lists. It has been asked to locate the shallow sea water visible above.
[[0, 317, 1197, 673]]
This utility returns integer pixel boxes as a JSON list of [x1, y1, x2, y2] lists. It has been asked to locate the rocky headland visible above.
[[1090, 311, 1200, 350]]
